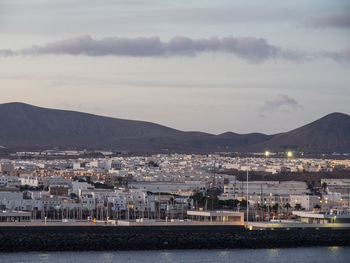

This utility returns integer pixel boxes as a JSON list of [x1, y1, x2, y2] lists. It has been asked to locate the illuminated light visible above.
[[160, 252, 170, 257], [287, 151, 293, 158], [328, 246, 340, 251], [265, 151, 270, 157]]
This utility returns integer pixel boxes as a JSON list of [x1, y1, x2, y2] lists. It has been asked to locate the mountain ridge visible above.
[[0, 102, 349, 153]]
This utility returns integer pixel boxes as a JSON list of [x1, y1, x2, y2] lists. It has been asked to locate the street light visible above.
[[287, 151, 293, 158], [265, 151, 270, 157]]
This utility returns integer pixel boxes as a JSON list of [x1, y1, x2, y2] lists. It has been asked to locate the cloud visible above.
[[259, 94, 303, 115], [305, 11, 350, 29], [321, 47, 350, 63], [0, 49, 17, 57], [2, 35, 349, 64], [0, 35, 301, 63]]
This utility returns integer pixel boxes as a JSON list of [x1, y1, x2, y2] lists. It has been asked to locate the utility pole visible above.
[[158, 192, 161, 220], [246, 169, 249, 227], [260, 183, 263, 221], [106, 201, 109, 220], [233, 182, 236, 199], [211, 161, 216, 210]]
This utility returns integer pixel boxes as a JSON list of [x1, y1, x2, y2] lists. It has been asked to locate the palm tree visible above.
[[284, 203, 291, 215], [314, 204, 321, 210], [272, 203, 279, 214], [294, 203, 302, 211], [321, 182, 328, 194]]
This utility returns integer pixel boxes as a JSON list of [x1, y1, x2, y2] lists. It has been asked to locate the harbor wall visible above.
[[0, 226, 349, 252]]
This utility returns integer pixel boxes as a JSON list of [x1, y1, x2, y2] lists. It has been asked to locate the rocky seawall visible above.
[[0, 226, 349, 252]]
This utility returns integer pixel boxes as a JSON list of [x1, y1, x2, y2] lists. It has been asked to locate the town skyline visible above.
[[1, 1, 350, 258]]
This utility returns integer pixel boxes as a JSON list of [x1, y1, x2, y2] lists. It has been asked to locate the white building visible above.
[[129, 181, 208, 196], [72, 181, 95, 196], [290, 195, 320, 210], [0, 176, 20, 188], [19, 176, 47, 187], [223, 181, 309, 198], [73, 162, 82, 170], [321, 179, 350, 195], [0, 163, 14, 173], [107, 189, 149, 212]]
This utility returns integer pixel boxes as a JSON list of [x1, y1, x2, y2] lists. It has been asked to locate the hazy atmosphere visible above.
[[1, 0, 349, 134]]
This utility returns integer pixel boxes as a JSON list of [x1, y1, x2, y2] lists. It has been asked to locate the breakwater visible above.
[[0, 226, 349, 252]]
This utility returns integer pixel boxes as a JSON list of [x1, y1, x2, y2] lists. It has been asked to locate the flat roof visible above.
[[187, 210, 243, 217], [0, 211, 31, 217], [292, 211, 350, 219]]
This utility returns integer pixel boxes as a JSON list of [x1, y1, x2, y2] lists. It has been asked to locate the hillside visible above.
[[0, 102, 270, 153], [0, 102, 349, 153], [255, 113, 350, 153]]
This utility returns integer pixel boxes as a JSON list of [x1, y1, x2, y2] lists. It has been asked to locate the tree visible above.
[[294, 203, 302, 211], [191, 189, 221, 210], [240, 199, 248, 209], [218, 199, 239, 209], [148, 161, 159, 168], [321, 182, 328, 194], [272, 203, 279, 213], [191, 192, 206, 209], [284, 203, 291, 214], [94, 182, 114, 189]]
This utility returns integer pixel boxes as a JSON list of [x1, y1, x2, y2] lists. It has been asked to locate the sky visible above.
[[0, 0, 349, 135]]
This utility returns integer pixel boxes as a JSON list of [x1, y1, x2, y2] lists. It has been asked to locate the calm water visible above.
[[0, 247, 349, 263]]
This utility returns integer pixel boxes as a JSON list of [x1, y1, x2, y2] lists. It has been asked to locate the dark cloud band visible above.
[[305, 11, 350, 29], [0, 35, 298, 63], [1, 35, 349, 64], [321, 48, 350, 63]]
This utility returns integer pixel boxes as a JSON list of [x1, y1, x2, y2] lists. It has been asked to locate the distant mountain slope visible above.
[[0, 102, 349, 153], [254, 113, 350, 153], [0, 102, 270, 152], [0, 102, 184, 148]]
